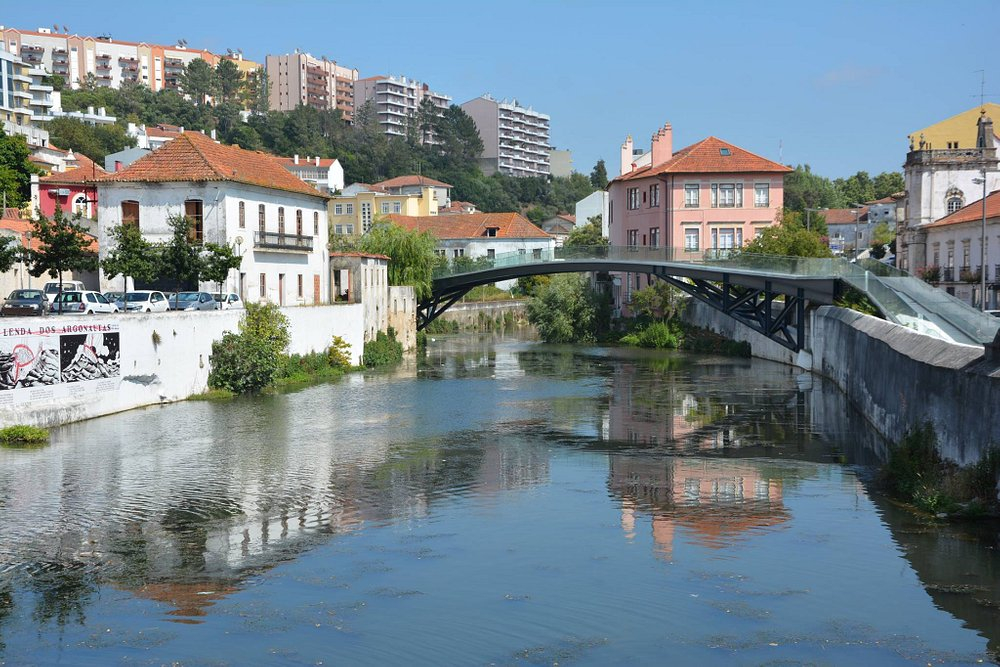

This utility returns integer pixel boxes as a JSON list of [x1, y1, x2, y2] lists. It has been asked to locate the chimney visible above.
[[651, 123, 672, 167], [87, 105, 94, 115], [210, 129, 217, 140], [115, 161, 123, 172], [620, 135, 634, 176], [315, 156, 320, 166], [179, 126, 184, 133], [294, 154, 299, 164]]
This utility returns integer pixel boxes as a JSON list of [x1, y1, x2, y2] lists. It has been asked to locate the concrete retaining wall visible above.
[[0, 304, 364, 428], [438, 300, 527, 327], [684, 300, 1000, 464]]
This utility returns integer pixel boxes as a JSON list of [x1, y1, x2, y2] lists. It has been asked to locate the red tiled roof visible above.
[[98, 132, 328, 199], [866, 196, 896, 205], [374, 175, 452, 189], [927, 189, 1000, 228], [275, 156, 340, 169], [612, 136, 792, 183], [0, 209, 97, 252], [386, 212, 551, 240], [824, 207, 869, 225], [39, 153, 109, 184], [557, 213, 576, 223]]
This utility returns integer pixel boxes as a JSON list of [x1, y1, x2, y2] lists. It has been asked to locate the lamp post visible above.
[[972, 172, 988, 311], [805, 207, 828, 232]]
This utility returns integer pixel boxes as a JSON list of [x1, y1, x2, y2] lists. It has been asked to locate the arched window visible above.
[[945, 187, 964, 214], [73, 194, 88, 217]]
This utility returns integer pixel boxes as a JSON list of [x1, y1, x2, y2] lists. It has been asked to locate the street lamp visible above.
[[805, 207, 828, 232], [972, 172, 988, 311]]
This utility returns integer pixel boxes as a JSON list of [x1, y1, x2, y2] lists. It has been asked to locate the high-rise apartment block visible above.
[[265, 53, 358, 122], [0, 46, 52, 147], [460, 94, 551, 178], [354, 75, 450, 143], [0, 26, 244, 92]]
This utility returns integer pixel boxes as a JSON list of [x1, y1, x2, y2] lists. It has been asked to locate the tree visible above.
[[27, 208, 98, 309], [48, 118, 136, 163], [782, 209, 827, 237], [741, 215, 833, 258], [178, 58, 218, 104], [201, 242, 243, 296], [242, 67, 269, 115], [101, 223, 159, 308], [782, 164, 844, 211], [629, 280, 682, 320], [351, 218, 438, 299], [872, 171, 905, 200], [0, 237, 21, 274], [834, 171, 876, 206], [215, 59, 242, 105], [0, 134, 38, 208], [208, 303, 290, 394], [526, 273, 609, 343], [158, 215, 204, 293], [590, 159, 608, 189], [564, 215, 608, 248]]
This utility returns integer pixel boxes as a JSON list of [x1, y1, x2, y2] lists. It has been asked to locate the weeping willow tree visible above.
[[336, 216, 438, 299]]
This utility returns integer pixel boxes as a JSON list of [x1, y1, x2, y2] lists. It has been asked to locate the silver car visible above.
[[169, 291, 219, 311]]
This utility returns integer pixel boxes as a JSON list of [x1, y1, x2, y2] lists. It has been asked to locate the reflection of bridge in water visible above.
[[421, 246, 1000, 349]]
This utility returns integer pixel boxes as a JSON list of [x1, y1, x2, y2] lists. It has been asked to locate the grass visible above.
[[188, 388, 235, 401], [618, 317, 752, 357], [0, 425, 50, 447]]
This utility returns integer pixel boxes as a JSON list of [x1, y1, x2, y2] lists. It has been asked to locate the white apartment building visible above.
[[274, 155, 345, 194], [0, 46, 50, 147], [266, 52, 358, 122], [460, 94, 551, 178], [354, 75, 450, 143], [1, 26, 225, 91]]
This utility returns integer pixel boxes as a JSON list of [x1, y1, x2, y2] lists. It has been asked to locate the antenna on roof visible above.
[[52, 24, 59, 32], [62, 25, 69, 33], [972, 69, 998, 109]]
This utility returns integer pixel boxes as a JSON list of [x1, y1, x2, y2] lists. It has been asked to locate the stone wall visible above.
[[437, 299, 527, 327], [387, 286, 417, 351], [0, 303, 364, 429], [684, 300, 1000, 464]]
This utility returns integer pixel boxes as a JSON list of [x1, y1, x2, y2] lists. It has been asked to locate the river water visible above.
[[0, 334, 998, 665]]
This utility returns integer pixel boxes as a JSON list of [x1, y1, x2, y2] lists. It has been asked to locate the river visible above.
[[0, 333, 997, 665]]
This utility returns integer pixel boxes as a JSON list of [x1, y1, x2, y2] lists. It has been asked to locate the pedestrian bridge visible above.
[[418, 246, 999, 351]]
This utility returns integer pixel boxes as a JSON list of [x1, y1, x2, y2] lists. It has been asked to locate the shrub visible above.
[[328, 335, 353, 370], [363, 327, 403, 368], [0, 425, 49, 447], [208, 332, 281, 393], [240, 302, 290, 353]]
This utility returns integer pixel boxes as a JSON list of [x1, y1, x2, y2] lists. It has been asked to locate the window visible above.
[[297, 274, 303, 298], [453, 248, 464, 257], [238, 201, 245, 228], [346, 224, 354, 235], [278, 207, 285, 235], [361, 203, 372, 232], [381, 202, 391, 214], [335, 224, 343, 235], [754, 183, 769, 207], [487, 249, 495, 259], [684, 228, 699, 251], [649, 227, 660, 248], [313, 211, 319, 235], [296, 209, 303, 236], [627, 229, 638, 248], [947, 197, 963, 214], [533, 248, 542, 259], [627, 187, 639, 210], [334, 204, 343, 215], [121, 200, 139, 227], [684, 184, 699, 208], [485, 227, 498, 237], [719, 148, 731, 156], [346, 203, 354, 215], [711, 227, 743, 249], [649, 184, 659, 207], [711, 183, 742, 208], [73, 194, 88, 217], [259, 273, 266, 299], [258, 204, 265, 233], [184, 199, 203, 242], [393, 201, 401, 214]]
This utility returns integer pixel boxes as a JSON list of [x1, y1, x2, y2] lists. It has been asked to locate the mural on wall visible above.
[[0, 323, 120, 403]]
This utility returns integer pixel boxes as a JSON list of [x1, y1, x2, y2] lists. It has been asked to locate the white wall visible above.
[[0, 303, 365, 428], [575, 191, 610, 237]]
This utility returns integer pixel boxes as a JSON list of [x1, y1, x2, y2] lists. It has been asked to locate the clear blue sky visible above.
[[8, 0, 1000, 179]]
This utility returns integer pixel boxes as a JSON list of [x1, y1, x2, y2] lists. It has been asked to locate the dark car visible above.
[[1, 289, 49, 317], [169, 291, 219, 311]]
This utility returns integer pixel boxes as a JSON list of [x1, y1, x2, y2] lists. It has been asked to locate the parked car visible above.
[[42, 280, 86, 300], [986, 310, 1000, 318], [213, 292, 244, 310], [52, 290, 119, 315], [1, 289, 50, 317], [169, 291, 218, 311], [103, 291, 125, 306], [121, 290, 169, 313]]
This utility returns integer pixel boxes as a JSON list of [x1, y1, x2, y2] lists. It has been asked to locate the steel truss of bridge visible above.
[[418, 247, 999, 351]]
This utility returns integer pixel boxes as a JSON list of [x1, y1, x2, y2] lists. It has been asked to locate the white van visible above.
[[42, 280, 87, 298]]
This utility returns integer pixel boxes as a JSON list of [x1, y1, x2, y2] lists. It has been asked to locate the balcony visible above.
[[254, 231, 314, 252], [942, 267, 954, 282], [20, 44, 43, 52]]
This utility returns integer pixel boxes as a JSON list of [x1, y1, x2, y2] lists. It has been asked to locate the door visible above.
[[278, 273, 285, 306], [313, 274, 321, 305]]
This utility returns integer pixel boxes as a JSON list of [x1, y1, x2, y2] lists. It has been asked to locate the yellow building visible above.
[[330, 185, 439, 235], [908, 102, 1000, 150]]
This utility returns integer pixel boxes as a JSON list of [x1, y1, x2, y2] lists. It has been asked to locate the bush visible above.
[[0, 425, 49, 447], [363, 327, 403, 368], [526, 274, 611, 343], [328, 335, 353, 369], [208, 332, 282, 393], [240, 302, 290, 353]]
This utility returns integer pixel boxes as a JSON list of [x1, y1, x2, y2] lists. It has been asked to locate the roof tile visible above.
[[612, 136, 791, 183], [386, 212, 551, 240]]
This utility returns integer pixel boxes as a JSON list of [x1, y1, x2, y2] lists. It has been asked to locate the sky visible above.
[[6, 0, 1000, 180]]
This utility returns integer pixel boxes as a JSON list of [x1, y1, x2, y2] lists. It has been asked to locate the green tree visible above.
[[834, 171, 876, 206], [783, 209, 828, 236], [782, 164, 844, 211], [741, 216, 833, 258], [201, 242, 243, 296], [872, 171, 905, 199], [0, 134, 38, 208], [526, 273, 609, 343], [208, 302, 290, 394], [629, 280, 682, 320], [158, 215, 204, 293], [215, 59, 242, 104], [48, 118, 136, 163], [101, 223, 159, 307], [0, 237, 21, 275], [431, 105, 483, 169], [590, 159, 608, 189], [27, 208, 98, 307], [242, 67, 269, 115], [565, 215, 608, 248], [179, 58, 218, 104], [351, 218, 438, 299]]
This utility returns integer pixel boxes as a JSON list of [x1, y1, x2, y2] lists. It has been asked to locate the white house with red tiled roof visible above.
[[608, 123, 791, 307], [96, 131, 330, 305], [275, 155, 344, 194]]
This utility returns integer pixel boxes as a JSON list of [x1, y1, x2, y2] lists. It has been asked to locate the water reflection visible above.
[[0, 334, 995, 664]]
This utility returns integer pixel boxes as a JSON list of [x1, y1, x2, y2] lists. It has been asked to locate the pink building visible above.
[[32, 151, 108, 220], [608, 123, 791, 306]]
